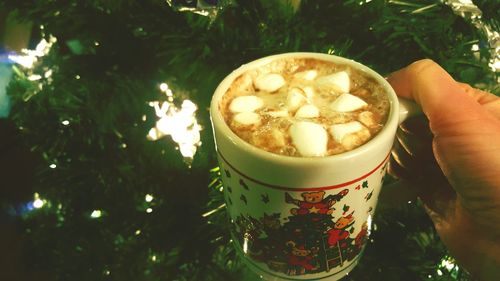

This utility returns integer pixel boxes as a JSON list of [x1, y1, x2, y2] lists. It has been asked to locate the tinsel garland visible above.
[[0, 0, 498, 280]]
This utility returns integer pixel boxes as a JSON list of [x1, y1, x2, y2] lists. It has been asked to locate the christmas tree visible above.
[[0, 0, 498, 280]]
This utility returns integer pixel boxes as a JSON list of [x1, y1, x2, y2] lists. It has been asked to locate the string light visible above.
[[145, 194, 154, 202], [366, 214, 373, 235], [440, 255, 458, 271], [33, 200, 44, 209], [8, 35, 57, 69], [147, 82, 202, 164], [28, 74, 42, 81], [32, 193, 46, 209], [90, 210, 102, 218], [242, 233, 250, 254]]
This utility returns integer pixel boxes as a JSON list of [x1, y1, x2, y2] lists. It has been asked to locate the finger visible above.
[[387, 59, 500, 207], [423, 199, 500, 281], [457, 82, 500, 119], [397, 116, 433, 159], [387, 59, 499, 136]]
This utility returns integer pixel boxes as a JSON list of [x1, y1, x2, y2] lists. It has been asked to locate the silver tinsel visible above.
[[443, 0, 500, 73], [165, 0, 234, 20]]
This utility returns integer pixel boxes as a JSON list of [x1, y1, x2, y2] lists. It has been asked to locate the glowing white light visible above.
[[471, 44, 480, 51], [75, 75, 81, 79], [49, 164, 57, 169], [44, 69, 53, 78], [90, 210, 102, 218], [152, 101, 169, 118], [147, 128, 158, 140], [145, 194, 154, 202], [437, 269, 443, 276], [8, 54, 35, 68], [146, 208, 153, 213], [159, 83, 169, 92], [28, 74, 42, 81], [367, 214, 373, 235], [441, 256, 457, 270], [104, 270, 110, 275], [33, 198, 44, 208], [243, 236, 249, 254], [151, 255, 157, 262], [489, 59, 500, 72], [32, 193, 46, 209], [62, 120, 70, 126], [135, 229, 141, 235], [148, 82, 202, 164], [9, 36, 57, 69], [159, 83, 173, 97], [408, 200, 412, 204]]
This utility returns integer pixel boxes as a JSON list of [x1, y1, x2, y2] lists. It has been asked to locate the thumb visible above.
[[387, 59, 500, 207], [388, 59, 498, 136]]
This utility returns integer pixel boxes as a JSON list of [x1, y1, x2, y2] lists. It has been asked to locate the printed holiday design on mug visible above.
[[230, 188, 368, 276], [219, 155, 388, 278]]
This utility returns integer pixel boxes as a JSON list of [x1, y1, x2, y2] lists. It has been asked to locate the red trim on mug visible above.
[[218, 151, 390, 192]]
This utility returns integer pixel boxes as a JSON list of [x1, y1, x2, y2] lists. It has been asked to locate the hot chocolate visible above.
[[219, 57, 390, 157]]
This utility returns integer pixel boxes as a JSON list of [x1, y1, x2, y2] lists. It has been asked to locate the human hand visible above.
[[387, 59, 500, 280]]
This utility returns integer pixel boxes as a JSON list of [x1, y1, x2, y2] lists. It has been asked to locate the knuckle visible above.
[[408, 59, 440, 76]]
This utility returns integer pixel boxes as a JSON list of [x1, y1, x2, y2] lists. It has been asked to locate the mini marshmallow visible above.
[[342, 131, 371, 150], [266, 110, 289, 118], [358, 111, 376, 127], [252, 128, 286, 148], [330, 93, 368, 112], [270, 129, 286, 147], [302, 86, 315, 99], [295, 104, 319, 118], [254, 73, 286, 92], [236, 74, 254, 92], [329, 121, 366, 143], [287, 88, 307, 110], [316, 71, 350, 93], [233, 112, 261, 125], [294, 70, 318, 80], [289, 121, 328, 157], [229, 95, 264, 113]]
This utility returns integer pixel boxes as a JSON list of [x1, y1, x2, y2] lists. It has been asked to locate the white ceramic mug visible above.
[[210, 53, 416, 280]]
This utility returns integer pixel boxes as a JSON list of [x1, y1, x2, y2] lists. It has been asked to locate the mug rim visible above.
[[210, 52, 398, 165]]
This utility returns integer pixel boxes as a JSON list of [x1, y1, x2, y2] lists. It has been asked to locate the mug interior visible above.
[[210, 52, 399, 164]]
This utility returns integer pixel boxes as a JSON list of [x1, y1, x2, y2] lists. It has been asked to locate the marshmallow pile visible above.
[[226, 63, 381, 157]]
